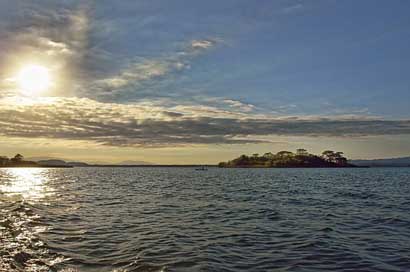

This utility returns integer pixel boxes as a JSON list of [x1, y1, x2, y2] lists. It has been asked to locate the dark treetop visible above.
[[219, 149, 356, 168]]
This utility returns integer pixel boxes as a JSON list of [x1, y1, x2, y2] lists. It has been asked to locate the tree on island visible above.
[[11, 154, 24, 164], [277, 151, 294, 158], [296, 148, 309, 156], [322, 150, 347, 164], [263, 152, 275, 159], [219, 149, 353, 168]]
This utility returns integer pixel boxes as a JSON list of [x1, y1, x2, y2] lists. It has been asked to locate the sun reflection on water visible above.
[[0, 168, 53, 201]]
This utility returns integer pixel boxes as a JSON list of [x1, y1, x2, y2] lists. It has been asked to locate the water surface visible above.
[[1, 167, 410, 271]]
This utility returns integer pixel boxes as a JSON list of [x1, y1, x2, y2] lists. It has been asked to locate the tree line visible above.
[[0, 154, 38, 167], [218, 149, 352, 168]]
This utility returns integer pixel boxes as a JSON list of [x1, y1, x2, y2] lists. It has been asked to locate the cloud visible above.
[[281, 3, 304, 14], [0, 2, 221, 101], [0, 5, 89, 61], [84, 38, 219, 99], [1, 1, 408, 152], [0, 4, 91, 97], [88, 60, 173, 96], [222, 99, 255, 112], [190, 39, 215, 50], [0, 97, 409, 148]]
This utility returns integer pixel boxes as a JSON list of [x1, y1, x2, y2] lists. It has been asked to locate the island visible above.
[[0, 154, 73, 168], [218, 149, 358, 168]]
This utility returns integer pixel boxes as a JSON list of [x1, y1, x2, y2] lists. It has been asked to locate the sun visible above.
[[17, 65, 52, 95]]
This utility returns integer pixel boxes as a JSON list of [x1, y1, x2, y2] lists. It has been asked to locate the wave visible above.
[[0, 200, 68, 272]]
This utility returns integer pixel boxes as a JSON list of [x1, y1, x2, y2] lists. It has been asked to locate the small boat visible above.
[[195, 166, 208, 171]]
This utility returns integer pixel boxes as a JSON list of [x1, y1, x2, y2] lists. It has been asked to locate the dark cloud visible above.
[[0, 98, 409, 147]]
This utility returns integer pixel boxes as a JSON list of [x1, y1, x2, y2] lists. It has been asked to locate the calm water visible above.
[[1, 167, 410, 272]]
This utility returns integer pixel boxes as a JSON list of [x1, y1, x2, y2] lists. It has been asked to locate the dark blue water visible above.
[[1, 167, 410, 271]]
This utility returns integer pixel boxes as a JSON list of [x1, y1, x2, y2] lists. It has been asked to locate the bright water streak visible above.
[[1, 167, 410, 271]]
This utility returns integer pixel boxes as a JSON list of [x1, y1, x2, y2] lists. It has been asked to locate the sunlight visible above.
[[17, 65, 52, 96], [0, 168, 53, 201]]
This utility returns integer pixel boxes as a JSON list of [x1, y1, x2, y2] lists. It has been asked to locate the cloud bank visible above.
[[0, 97, 409, 147]]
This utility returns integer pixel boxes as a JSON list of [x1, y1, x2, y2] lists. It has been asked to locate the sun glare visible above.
[[17, 65, 51, 95], [0, 168, 52, 201]]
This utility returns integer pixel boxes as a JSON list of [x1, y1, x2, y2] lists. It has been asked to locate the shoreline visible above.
[[218, 165, 369, 168], [3, 165, 409, 169], [0, 165, 73, 168]]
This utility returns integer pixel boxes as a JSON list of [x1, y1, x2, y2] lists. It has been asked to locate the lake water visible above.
[[1, 167, 410, 271]]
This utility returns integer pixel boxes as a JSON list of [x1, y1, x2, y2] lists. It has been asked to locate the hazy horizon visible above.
[[1, 1, 410, 164]]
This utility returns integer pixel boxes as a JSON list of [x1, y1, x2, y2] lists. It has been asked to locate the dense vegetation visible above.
[[0, 154, 39, 167], [218, 149, 355, 168]]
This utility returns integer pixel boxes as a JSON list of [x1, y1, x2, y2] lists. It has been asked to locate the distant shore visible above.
[[0, 164, 378, 168], [0, 165, 73, 168], [1, 152, 409, 169], [218, 165, 369, 168], [3, 165, 410, 169]]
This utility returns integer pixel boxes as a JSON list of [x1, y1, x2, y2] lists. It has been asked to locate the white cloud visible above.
[[85, 38, 218, 98], [0, 97, 409, 148], [191, 39, 215, 50], [223, 99, 255, 112], [281, 3, 304, 14], [89, 60, 171, 94]]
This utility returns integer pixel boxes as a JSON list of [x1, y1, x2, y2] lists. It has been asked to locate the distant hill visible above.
[[37, 159, 89, 167], [35, 159, 154, 167], [116, 160, 154, 165], [67, 161, 90, 167], [37, 159, 67, 166], [28, 157, 153, 166], [350, 157, 410, 167], [27, 156, 67, 162]]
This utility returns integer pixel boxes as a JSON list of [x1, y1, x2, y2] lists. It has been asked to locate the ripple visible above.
[[1, 167, 410, 271], [0, 201, 69, 271]]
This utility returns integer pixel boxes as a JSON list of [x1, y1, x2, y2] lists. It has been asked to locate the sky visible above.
[[0, 0, 410, 164]]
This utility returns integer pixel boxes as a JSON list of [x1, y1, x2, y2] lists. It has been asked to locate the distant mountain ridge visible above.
[[33, 158, 154, 167], [116, 160, 154, 165], [37, 159, 89, 167], [350, 157, 410, 167], [27, 156, 67, 162]]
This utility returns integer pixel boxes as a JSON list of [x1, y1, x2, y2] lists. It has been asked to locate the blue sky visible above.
[[88, 0, 410, 117], [0, 0, 409, 163]]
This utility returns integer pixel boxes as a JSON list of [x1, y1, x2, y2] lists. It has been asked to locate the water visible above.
[[1, 167, 410, 271]]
